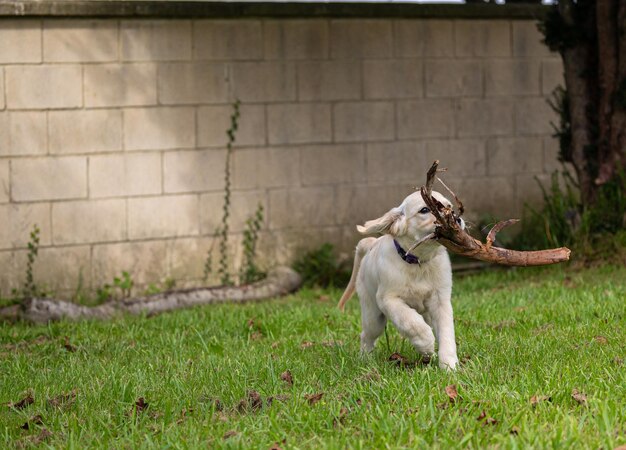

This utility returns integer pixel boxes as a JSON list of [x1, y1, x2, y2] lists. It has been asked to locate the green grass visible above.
[[1, 265, 625, 449]]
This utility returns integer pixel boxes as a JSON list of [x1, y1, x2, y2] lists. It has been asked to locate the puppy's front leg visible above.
[[429, 289, 459, 370], [380, 298, 435, 357]]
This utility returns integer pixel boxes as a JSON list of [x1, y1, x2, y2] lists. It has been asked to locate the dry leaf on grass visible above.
[[304, 393, 324, 405], [8, 393, 34, 410], [300, 341, 314, 349], [238, 390, 264, 413], [594, 335, 608, 344], [223, 430, 238, 440], [127, 397, 148, 417], [484, 417, 498, 426], [530, 395, 552, 407], [280, 370, 293, 387], [250, 331, 263, 341], [20, 414, 43, 430], [63, 336, 77, 352], [571, 389, 587, 405], [47, 390, 77, 409], [333, 406, 349, 427], [445, 385, 459, 403]]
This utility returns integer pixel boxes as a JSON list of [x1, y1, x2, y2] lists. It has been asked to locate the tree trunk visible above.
[[552, 0, 626, 202], [0, 267, 302, 324]]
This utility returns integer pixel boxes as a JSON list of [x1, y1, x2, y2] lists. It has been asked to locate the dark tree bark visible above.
[[543, 0, 626, 203]]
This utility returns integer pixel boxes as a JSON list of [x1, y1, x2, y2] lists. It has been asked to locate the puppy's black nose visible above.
[[455, 217, 462, 224]]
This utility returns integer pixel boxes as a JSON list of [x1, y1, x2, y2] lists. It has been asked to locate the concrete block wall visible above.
[[0, 17, 563, 295]]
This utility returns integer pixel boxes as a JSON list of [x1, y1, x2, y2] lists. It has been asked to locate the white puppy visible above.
[[338, 191, 462, 370]]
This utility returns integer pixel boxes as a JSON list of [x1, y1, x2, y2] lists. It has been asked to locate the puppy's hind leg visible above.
[[338, 237, 377, 312], [360, 293, 386, 354]]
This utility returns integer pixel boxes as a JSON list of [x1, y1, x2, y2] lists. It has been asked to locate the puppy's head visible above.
[[357, 191, 464, 239]]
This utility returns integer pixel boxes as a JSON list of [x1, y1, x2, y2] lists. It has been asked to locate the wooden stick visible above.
[[420, 161, 571, 266]]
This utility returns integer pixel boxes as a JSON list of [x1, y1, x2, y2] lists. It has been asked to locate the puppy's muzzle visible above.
[[456, 217, 466, 230]]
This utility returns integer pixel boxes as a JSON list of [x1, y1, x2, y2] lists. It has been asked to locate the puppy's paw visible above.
[[411, 333, 435, 357], [438, 354, 459, 371]]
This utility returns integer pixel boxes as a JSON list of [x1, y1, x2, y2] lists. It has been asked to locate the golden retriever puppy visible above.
[[338, 191, 463, 370]]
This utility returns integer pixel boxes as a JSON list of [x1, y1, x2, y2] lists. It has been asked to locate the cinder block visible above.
[[52, 199, 126, 245], [166, 236, 214, 282], [298, 61, 361, 101], [124, 107, 195, 151], [92, 240, 168, 287], [0, 203, 51, 250], [268, 187, 335, 229], [267, 103, 332, 145], [158, 62, 230, 105], [515, 173, 551, 214], [197, 104, 266, 148], [455, 21, 510, 57], [300, 144, 365, 185], [89, 152, 162, 198], [163, 149, 226, 194], [366, 141, 427, 183], [121, 20, 192, 61], [84, 63, 157, 107], [11, 157, 87, 202], [0, 20, 41, 63], [485, 59, 541, 96], [334, 102, 394, 142], [512, 21, 552, 57], [487, 137, 543, 176], [199, 190, 266, 235], [430, 139, 487, 176], [459, 176, 517, 218], [394, 20, 454, 57], [543, 136, 569, 174], [330, 20, 392, 59], [0, 69, 4, 110], [456, 99, 514, 137], [49, 110, 122, 154], [264, 20, 329, 60], [0, 115, 8, 156], [0, 159, 8, 203], [43, 20, 117, 62], [7, 112, 47, 156], [541, 59, 564, 95], [34, 246, 91, 294], [0, 251, 20, 296], [6, 65, 82, 109], [193, 20, 262, 60], [515, 98, 555, 135], [231, 62, 296, 102], [397, 100, 454, 139], [128, 195, 199, 239], [425, 60, 482, 97], [232, 147, 300, 190], [363, 60, 423, 99], [335, 184, 417, 227]]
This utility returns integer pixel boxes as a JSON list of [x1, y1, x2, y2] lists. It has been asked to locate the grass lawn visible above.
[[1, 264, 625, 449]]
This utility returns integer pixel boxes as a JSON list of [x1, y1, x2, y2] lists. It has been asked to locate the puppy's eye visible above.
[[419, 207, 430, 214]]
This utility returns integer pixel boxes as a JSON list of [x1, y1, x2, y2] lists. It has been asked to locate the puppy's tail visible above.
[[338, 237, 377, 312]]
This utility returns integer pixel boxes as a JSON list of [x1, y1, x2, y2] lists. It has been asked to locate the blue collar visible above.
[[393, 239, 421, 265]]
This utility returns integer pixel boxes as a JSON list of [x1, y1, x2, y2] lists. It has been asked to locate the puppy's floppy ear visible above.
[[357, 207, 407, 236]]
